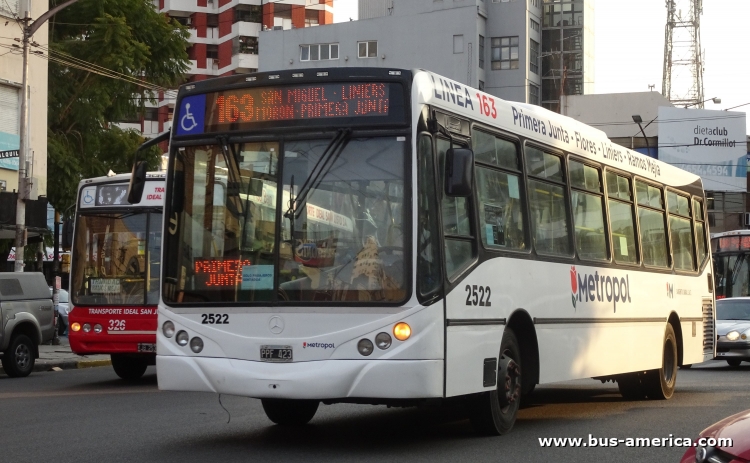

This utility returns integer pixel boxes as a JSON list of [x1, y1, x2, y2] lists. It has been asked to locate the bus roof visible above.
[[412, 69, 703, 193]]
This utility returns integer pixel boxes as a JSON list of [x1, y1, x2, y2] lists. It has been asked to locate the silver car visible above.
[[56, 289, 69, 336], [715, 297, 750, 366]]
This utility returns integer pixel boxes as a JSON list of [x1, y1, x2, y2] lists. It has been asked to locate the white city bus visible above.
[[148, 68, 715, 434]]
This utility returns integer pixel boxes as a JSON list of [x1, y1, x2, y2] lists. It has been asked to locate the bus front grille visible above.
[[702, 298, 714, 355]]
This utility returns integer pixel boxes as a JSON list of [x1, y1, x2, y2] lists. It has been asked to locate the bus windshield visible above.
[[714, 253, 750, 299], [71, 211, 162, 306], [164, 135, 408, 305]]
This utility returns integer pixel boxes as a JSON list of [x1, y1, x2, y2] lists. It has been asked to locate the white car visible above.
[[55, 289, 70, 336], [714, 297, 750, 367]]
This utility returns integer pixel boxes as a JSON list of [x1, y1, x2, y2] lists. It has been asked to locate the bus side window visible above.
[[437, 137, 475, 278], [667, 190, 695, 271], [635, 180, 670, 268], [693, 198, 707, 266], [569, 159, 607, 261], [472, 130, 525, 250], [417, 135, 442, 301], [525, 145, 571, 256], [605, 171, 638, 264]]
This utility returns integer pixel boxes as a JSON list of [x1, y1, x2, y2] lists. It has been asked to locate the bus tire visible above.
[[726, 359, 742, 367], [261, 399, 319, 426], [2, 334, 35, 378], [467, 328, 521, 436], [111, 355, 148, 380], [643, 324, 678, 400], [679, 364, 692, 369], [617, 372, 646, 400]]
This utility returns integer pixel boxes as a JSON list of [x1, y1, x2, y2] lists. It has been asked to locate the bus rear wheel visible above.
[[467, 328, 522, 436], [643, 324, 678, 400], [726, 359, 742, 367], [111, 355, 148, 380], [261, 399, 319, 426]]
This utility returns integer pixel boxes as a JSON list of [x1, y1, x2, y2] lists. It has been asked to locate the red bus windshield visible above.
[[71, 211, 162, 306]]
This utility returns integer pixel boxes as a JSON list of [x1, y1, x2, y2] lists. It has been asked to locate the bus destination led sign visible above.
[[206, 83, 390, 128]]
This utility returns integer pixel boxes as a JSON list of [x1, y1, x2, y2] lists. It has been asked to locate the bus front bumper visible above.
[[157, 355, 443, 400]]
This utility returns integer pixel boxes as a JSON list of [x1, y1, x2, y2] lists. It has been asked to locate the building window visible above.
[[478, 35, 485, 69], [301, 43, 339, 61], [234, 5, 261, 23], [0, 180, 6, 192], [479, 80, 485, 91], [305, 10, 319, 27], [358, 41, 378, 58], [491, 36, 519, 70], [530, 18, 540, 32], [453, 35, 464, 54], [206, 45, 219, 59], [530, 39, 539, 74], [529, 84, 539, 105], [233, 36, 259, 55]]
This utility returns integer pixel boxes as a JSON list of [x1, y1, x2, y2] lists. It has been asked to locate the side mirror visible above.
[[444, 148, 474, 197], [127, 161, 148, 204], [61, 218, 74, 251]]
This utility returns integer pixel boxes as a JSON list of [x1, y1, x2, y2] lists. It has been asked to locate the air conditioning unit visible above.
[[185, 17, 192, 25]]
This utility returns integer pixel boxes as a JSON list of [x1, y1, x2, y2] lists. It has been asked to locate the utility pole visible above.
[[13, 0, 79, 272]]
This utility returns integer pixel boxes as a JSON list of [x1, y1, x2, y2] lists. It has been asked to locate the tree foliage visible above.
[[47, 0, 189, 211]]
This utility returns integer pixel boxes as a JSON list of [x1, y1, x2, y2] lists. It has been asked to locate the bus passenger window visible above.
[[569, 160, 607, 260], [693, 198, 707, 266], [636, 180, 669, 268], [605, 171, 638, 264], [525, 145, 570, 256], [667, 191, 695, 271]]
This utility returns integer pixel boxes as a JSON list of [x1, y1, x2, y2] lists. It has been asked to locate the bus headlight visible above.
[[190, 337, 204, 353], [357, 339, 374, 356], [93, 324, 103, 334], [162, 321, 175, 338], [393, 322, 411, 341], [727, 331, 740, 341], [83, 323, 91, 333], [71, 322, 81, 332], [176, 330, 189, 346], [375, 332, 392, 350]]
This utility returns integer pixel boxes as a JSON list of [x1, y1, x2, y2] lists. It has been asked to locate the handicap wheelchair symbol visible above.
[[83, 190, 94, 204], [181, 103, 198, 132]]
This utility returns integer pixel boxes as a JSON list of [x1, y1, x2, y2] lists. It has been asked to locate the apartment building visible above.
[[130, 0, 334, 138], [260, 0, 592, 108]]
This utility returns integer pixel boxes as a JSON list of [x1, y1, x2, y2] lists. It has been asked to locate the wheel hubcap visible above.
[[15, 344, 31, 370], [498, 355, 521, 411]]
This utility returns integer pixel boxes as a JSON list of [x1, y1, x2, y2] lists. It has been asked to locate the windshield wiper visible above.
[[287, 128, 351, 220]]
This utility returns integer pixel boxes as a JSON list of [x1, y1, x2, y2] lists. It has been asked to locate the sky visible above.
[[333, 0, 750, 133]]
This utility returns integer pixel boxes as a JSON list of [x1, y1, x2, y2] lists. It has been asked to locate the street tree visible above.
[[47, 0, 189, 211]]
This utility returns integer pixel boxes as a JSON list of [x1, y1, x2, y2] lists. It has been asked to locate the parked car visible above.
[[680, 409, 750, 462], [0, 272, 55, 377], [714, 297, 750, 366]]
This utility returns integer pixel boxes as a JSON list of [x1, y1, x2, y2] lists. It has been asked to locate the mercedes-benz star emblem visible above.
[[268, 316, 284, 334]]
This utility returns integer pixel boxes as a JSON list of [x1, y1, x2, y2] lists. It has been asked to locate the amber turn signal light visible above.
[[71, 322, 81, 332], [393, 322, 411, 341]]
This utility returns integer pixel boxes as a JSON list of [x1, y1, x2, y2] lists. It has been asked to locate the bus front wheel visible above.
[[111, 355, 148, 380], [261, 399, 319, 426], [467, 328, 522, 436]]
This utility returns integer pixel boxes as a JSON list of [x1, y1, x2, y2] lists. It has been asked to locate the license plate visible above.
[[260, 345, 293, 362], [138, 343, 156, 353]]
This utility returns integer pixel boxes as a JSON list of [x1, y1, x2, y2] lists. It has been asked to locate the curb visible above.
[[0, 358, 112, 375]]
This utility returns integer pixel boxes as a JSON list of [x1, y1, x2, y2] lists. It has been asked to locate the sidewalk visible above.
[[0, 336, 111, 374]]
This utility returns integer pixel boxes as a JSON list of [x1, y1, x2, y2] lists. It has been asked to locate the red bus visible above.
[[68, 171, 165, 379]]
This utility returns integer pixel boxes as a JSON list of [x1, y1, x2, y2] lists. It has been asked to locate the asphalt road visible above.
[[1, 361, 748, 463]]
